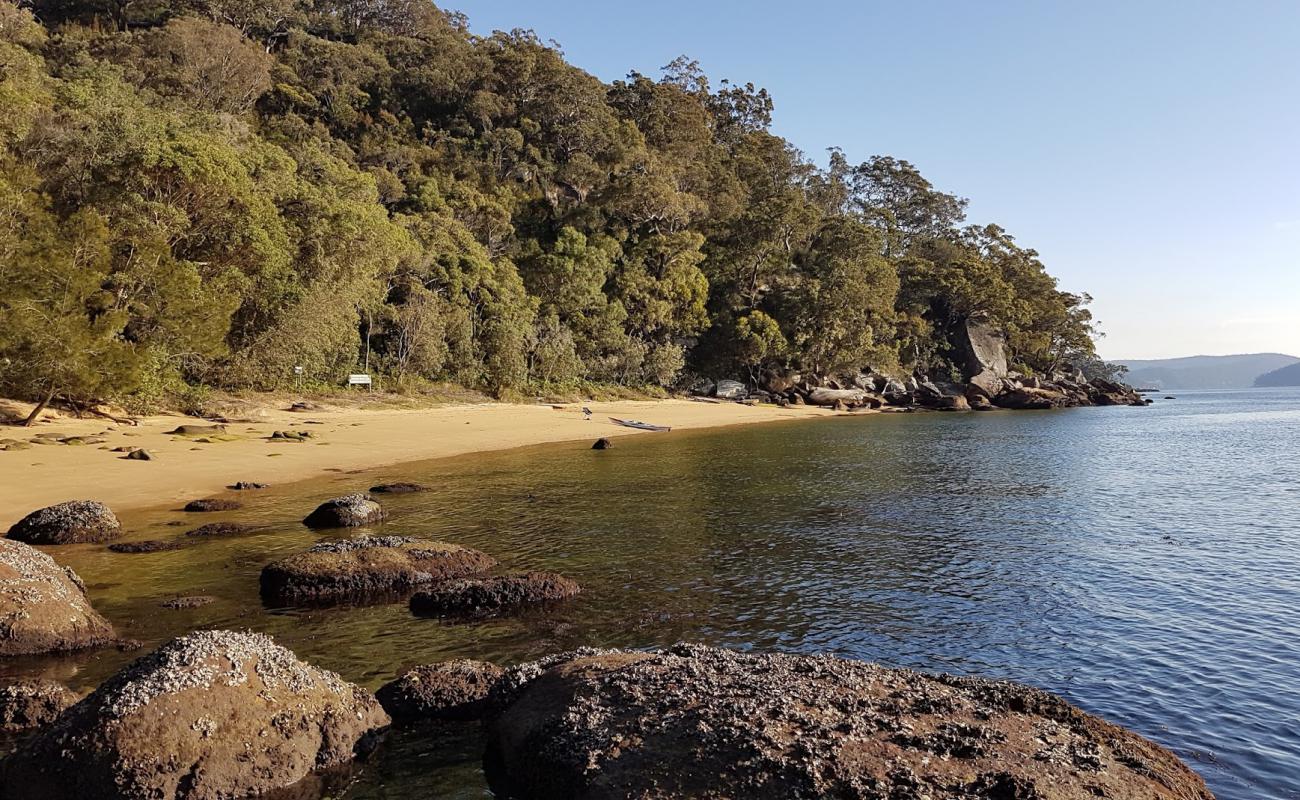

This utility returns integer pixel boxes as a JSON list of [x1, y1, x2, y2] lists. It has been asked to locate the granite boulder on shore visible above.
[[6, 500, 121, 545], [0, 539, 116, 656], [485, 643, 1215, 800], [0, 630, 390, 800]]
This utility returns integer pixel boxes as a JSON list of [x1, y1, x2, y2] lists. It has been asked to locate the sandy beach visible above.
[[0, 398, 849, 528]]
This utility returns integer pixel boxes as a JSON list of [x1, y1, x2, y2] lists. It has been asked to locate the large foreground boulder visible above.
[[260, 536, 497, 604], [486, 643, 1214, 800], [377, 660, 505, 724], [0, 680, 78, 733], [303, 493, 387, 528], [409, 571, 579, 618], [0, 539, 116, 656], [0, 630, 390, 800], [6, 501, 121, 545]]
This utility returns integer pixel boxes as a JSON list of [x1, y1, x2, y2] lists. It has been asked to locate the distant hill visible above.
[[1117, 353, 1300, 390], [1255, 362, 1300, 387]]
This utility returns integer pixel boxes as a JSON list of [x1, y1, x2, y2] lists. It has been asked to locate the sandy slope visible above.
[[0, 399, 848, 528]]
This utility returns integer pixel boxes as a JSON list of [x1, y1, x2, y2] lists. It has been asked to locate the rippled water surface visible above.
[[5, 389, 1299, 799]]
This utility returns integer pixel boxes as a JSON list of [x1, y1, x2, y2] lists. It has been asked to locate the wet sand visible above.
[[0, 398, 851, 527]]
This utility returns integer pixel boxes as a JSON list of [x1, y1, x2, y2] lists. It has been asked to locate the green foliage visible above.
[[0, 0, 1100, 408]]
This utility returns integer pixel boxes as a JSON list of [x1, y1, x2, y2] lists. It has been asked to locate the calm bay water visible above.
[[3, 389, 1299, 798]]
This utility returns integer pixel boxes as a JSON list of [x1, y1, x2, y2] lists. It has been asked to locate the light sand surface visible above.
[[0, 399, 858, 527]]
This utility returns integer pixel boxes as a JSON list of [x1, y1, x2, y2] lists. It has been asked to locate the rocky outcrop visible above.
[[409, 571, 579, 618], [260, 536, 497, 605], [183, 498, 241, 512], [0, 630, 389, 800], [377, 660, 505, 724], [6, 501, 122, 545], [591, 437, 613, 450], [956, 313, 1010, 381], [0, 680, 78, 733], [368, 482, 428, 494], [0, 539, 116, 656], [303, 493, 387, 528], [485, 643, 1214, 800], [713, 379, 747, 400], [228, 481, 268, 490]]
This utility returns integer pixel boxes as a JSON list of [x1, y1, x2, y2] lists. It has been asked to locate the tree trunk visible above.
[[23, 387, 55, 427]]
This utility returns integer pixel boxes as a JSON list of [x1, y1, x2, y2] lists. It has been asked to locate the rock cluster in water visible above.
[[484, 643, 1215, 800], [0, 630, 389, 800], [0, 539, 116, 656], [410, 572, 580, 618], [260, 536, 497, 604], [6, 500, 122, 545], [377, 659, 505, 724], [302, 493, 387, 528]]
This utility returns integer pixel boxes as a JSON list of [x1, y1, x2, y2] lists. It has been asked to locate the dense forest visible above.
[[0, 0, 1104, 415]]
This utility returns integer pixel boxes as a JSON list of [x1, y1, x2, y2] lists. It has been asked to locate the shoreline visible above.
[[0, 398, 853, 528]]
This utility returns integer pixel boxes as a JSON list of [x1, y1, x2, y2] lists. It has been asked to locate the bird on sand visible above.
[[582, 407, 592, 420]]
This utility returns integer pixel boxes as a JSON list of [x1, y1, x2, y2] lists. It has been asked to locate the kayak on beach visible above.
[[609, 418, 672, 432]]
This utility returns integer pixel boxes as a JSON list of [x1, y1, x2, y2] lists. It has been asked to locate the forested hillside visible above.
[[0, 0, 1102, 415]]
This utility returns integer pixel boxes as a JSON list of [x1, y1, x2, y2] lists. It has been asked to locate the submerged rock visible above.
[[409, 571, 580, 618], [157, 595, 216, 609], [6, 501, 122, 545], [368, 482, 429, 494], [107, 539, 188, 554], [260, 536, 497, 604], [377, 660, 505, 724], [0, 630, 390, 800], [0, 680, 78, 733], [183, 498, 242, 512], [0, 539, 116, 656], [591, 437, 614, 450], [303, 493, 386, 528], [184, 522, 255, 538], [485, 643, 1214, 800]]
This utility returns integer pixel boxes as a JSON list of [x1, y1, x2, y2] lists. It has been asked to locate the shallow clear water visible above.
[[4, 389, 1299, 799]]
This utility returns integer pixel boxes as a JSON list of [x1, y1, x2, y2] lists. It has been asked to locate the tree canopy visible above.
[[0, 0, 1102, 409]]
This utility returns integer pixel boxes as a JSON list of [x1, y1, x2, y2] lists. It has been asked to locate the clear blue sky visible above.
[[447, 1, 1300, 360]]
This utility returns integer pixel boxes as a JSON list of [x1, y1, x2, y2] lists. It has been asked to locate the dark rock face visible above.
[[591, 438, 614, 450], [409, 572, 580, 618], [485, 644, 1214, 800], [0, 630, 390, 800], [183, 498, 242, 513], [7, 501, 122, 545], [123, 448, 154, 460], [0, 680, 78, 733], [184, 522, 255, 538], [377, 660, 505, 724], [0, 539, 116, 656], [260, 536, 497, 604], [368, 482, 429, 494], [108, 539, 187, 554], [303, 493, 386, 528]]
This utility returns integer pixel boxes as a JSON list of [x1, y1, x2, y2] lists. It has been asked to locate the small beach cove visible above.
[[2, 389, 1298, 799]]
